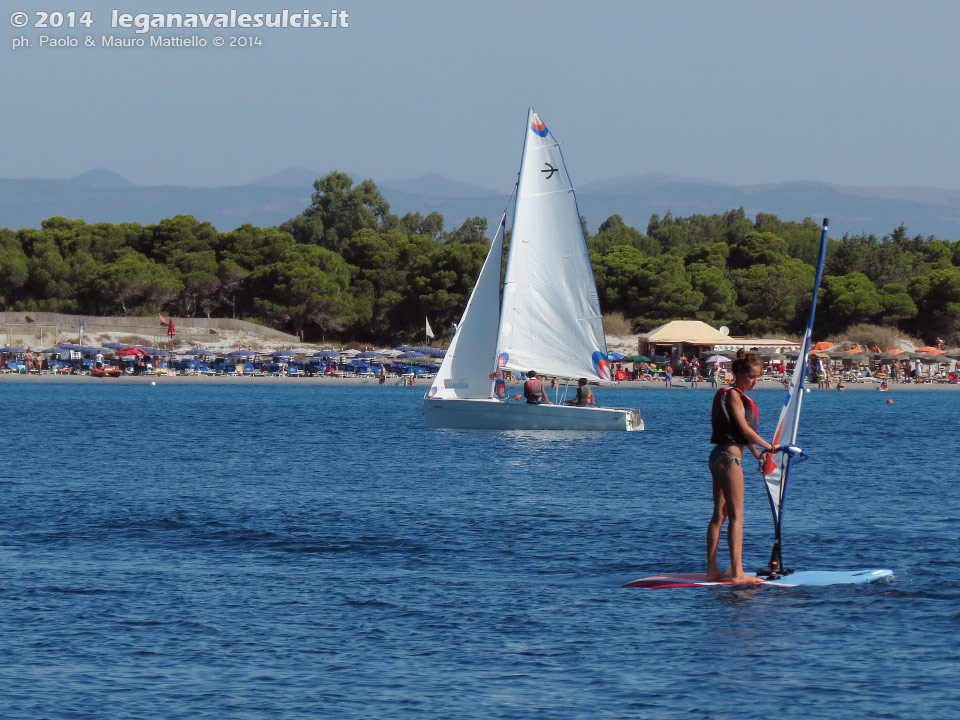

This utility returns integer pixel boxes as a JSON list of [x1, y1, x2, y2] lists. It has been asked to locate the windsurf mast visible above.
[[761, 218, 829, 576]]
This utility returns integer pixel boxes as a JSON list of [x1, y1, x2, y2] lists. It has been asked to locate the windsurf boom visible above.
[[760, 218, 829, 577]]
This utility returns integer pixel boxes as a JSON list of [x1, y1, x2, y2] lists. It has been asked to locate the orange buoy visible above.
[[886, 398, 894, 404]]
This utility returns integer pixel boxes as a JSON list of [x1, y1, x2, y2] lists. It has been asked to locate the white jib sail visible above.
[[426, 222, 505, 400], [496, 109, 610, 382]]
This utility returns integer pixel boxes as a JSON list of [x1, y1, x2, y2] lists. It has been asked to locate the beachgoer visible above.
[[664, 364, 673, 388], [564, 378, 595, 406], [879, 379, 889, 392], [378, 364, 386, 385], [706, 350, 774, 585], [836, 381, 846, 391], [523, 371, 551, 404]]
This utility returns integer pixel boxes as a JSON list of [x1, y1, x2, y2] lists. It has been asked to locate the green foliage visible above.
[[819, 272, 882, 334], [6, 194, 960, 343]]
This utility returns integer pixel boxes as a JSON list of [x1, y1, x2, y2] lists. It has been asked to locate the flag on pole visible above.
[[167, 319, 176, 337], [425, 317, 435, 340], [78, 319, 85, 333], [158, 313, 168, 325]]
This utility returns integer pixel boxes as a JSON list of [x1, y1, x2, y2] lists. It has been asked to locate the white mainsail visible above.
[[427, 218, 505, 400], [496, 109, 610, 382]]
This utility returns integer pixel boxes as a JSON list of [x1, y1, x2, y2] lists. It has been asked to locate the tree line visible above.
[[1, 171, 958, 344]]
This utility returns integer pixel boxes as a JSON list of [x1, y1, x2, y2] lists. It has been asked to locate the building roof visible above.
[[639, 320, 732, 345]]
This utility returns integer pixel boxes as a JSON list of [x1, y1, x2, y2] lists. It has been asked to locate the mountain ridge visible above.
[[3, 169, 960, 238]]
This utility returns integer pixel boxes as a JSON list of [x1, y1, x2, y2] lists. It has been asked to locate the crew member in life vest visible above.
[[564, 377, 595, 406], [523, 370, 551, 404], [706, 349, 774, 585]]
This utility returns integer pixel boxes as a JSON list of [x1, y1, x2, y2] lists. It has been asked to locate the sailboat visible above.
[[422, 109, 643, 431]]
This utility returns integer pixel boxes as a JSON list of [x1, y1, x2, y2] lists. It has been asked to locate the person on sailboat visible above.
[[564, 378, 595, 406], [707, 350, 775, 584], [523, 371, 551, 404]]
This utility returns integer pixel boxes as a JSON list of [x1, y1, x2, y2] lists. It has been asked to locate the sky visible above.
[[4, 0, 960, 192]]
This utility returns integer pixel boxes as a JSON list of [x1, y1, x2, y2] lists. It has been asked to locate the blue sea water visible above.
[[1, 379, 958, 719]]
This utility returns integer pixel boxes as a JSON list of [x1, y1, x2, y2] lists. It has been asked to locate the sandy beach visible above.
[[3, 373, 957, 391]]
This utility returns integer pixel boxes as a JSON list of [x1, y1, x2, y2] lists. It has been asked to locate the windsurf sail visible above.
[[761, 218, 829, 575]]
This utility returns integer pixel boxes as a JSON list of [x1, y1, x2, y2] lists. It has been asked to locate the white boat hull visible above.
[[422, 397, 643, 431]]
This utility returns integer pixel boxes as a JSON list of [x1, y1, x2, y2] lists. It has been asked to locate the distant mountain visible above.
[[3, 169, 960, 239], [379, 172, 499, 199], [245, 167, 325, 189], [64, 168, 135, 189]]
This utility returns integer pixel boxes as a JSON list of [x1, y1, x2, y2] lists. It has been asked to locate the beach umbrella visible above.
[[395, 345, 417, 352], [182, 348, 214, 356], [228, 349, 256, 358], [115, 346, 149, 357], [357, 350, 385, 358], [398, 352, 427, 360], [102, 342, 129, 349], [608, 352, 626, 361], [0, 346, 27, 353], [627, 354, 651, 363], [313, 350, 341, 359], [706, 355, 730, 364]]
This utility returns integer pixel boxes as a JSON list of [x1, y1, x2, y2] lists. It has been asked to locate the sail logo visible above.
[[497, 352, 509, 368], [592, 351, 612, 380], [530, 114, 548, 137], [428, 386, 438, 397]]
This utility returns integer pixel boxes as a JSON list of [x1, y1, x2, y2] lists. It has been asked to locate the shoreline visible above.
[[2, 374, 957, 391]]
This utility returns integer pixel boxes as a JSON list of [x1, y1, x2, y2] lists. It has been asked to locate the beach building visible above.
[[638, 320, 800, 359]]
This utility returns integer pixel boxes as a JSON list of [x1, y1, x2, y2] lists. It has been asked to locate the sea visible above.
[[1, 379, 958, 719]]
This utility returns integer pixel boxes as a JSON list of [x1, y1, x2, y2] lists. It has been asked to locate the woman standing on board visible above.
[[707, 350, 774, 584]]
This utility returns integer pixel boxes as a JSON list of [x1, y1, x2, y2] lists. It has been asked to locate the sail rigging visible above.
[[761, 218, 830, 574]]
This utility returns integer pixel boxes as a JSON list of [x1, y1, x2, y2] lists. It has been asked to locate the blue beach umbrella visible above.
[[182, 348, 214, 356]]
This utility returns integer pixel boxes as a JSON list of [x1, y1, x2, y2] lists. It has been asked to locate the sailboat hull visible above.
[[422, 398, 643, 431]]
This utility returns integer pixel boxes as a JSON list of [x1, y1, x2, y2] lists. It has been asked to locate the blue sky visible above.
[[4, 0, 959, 191]]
